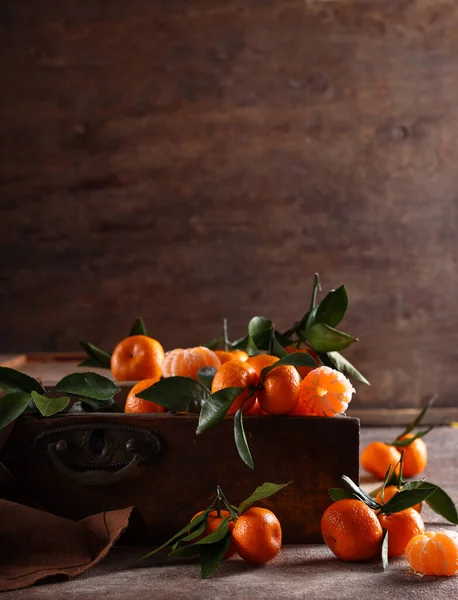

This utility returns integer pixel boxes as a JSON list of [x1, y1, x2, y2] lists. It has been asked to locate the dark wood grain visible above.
[[2, 413, 360, 544], [0, 1, 457, 408]]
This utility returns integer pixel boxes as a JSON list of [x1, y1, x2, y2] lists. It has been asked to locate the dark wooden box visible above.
[[2, 413, 359, 544]]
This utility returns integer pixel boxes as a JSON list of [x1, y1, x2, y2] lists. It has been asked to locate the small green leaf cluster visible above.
[[0, 368, 121, 429], [142, 482, 289, 579], [208, 274, 369, 385], [79, 317, 147, 369]]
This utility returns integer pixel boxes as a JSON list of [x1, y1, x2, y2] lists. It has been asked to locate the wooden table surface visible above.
[[2, 427, 457, 599]]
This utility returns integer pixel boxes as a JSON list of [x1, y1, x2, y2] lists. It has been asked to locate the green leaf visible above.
[[197, 367, 218, 390], [380, 487, 436, 515], [168, 545, 201, 559], [231, 334, 259, 356], [341, 476, 380, 509], [260, 351, 318, 381], [194, 518, 230, 545], [420, 482, 458, 524], [328, 488, 360, 502], [78, 358, 106, 368], [274, 330, 295, 348], [270, 334, 288, 358], [53, 372, 120, 401], [238, 482, 291, 514], [142, 510, 210, 559], [31, 391, 70, 417], [390, 427, 433, 447], [0, 391, 32, 430], [196, 387, 243, 435], [79, 341, 112, 369], [0, 367, 44, 394], [306, 324, 358, 353], [129, 318, 147, 337], [137, 376, 209, 413], [200, 532, 232, 579], [397, 396, 437, 439], [234, 408, 254, 469], [381, 529, 389, 571], [325, 351, 370, 386], [248, 316, 274, 349], [314, 285, 348, 328], [173, 520, 208, 547], [203, 336, 224, 351]]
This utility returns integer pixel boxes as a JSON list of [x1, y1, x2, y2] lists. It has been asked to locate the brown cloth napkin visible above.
[[0, 500, 134, 592]]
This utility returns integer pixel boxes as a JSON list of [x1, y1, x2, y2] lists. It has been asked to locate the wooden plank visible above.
[[3, 413, 360, 544]]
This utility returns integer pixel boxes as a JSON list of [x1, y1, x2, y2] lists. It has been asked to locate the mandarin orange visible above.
[[232, 507, 282, 564], [211, 360, 258, 415], [111, 335, 164, 381], [321, 499, 383, 561], [124, 377, 166, 413]]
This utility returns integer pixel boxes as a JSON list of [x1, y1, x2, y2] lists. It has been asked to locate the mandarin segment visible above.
[[321, 499, 383, 562], [257, 365, 301, 415], [211, 360, 258, 415], [232, 507, 282, 564], [378, 508, 425, 557], [360, 441, 402, 480], [405, 530, 458, 576], [124, 377, 166, 413], [291, 365, 354, 417], [111, 335, 165, 381], [162, 346, 221, 379]]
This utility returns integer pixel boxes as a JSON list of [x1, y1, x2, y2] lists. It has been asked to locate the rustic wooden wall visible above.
[[0, 0, 457, 408]]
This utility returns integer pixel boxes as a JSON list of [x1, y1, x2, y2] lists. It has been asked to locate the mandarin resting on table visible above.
[[124, 377, 166, 413], [397, 433, 428, 478], [111, 335, 165, 381], [232, 507, 282, 564], [378, 508, 425, 557], [375, 485, 422, 513], [257, 365, 301, 415], [405, 530, 458, 576], [245, 354, 279, 377], [321, 499, 383, 562], [211, 360, 258, 415], [290, 366, 354, 417], [360, 441, 402, 480], [214, 349, 249, 364], [190, 510, 236, 558], [161, 346, 221, 379], [284, 345, 319, 379]]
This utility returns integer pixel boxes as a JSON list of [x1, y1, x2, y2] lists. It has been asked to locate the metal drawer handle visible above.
[[47, 438, 142, 486]]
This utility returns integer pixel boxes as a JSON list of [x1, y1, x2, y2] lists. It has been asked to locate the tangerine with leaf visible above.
[[378, 508, 425, 557], [211, 360, 257, 415], [284, 345, 319, 379], [125, 378, 166, 413]]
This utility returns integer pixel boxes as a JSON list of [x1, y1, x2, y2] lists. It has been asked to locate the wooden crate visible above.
[[2, 412, 359, 544]]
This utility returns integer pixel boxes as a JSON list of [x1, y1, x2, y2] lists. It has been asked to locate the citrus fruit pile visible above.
[[322, 462, 458, 576], [361, 398, 434, 480], [144, 482, 288, 578], [78, 277, 369, 467]]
